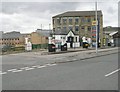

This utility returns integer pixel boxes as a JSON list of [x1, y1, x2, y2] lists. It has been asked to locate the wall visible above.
[[30, 32, 48, 49]]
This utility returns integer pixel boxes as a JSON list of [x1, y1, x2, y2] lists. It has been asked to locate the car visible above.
[[83, 42, 89, 48]]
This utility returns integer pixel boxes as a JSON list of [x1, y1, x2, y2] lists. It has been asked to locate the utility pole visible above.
[[49, 23, 51, 30], [95, 2, 98, 54], [41, 24, 42, 30]]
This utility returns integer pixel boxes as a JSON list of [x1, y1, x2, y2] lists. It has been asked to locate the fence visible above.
[[32, 44, 48, 49]]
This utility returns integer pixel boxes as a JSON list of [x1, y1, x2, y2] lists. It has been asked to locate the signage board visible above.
[[92, 21, 98, 25]]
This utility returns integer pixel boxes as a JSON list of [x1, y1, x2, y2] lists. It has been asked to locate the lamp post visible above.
[[95, 2, 98, 54]]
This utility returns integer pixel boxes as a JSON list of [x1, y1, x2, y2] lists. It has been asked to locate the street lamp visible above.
[[95, 2, 98, 54]]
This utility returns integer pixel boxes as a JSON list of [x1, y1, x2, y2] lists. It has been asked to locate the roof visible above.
[[109, 31, 118, 36], [103, 27, 120, 32], [0, 31, 22, 39], [36, 29, 52, 37], [113, 31, 120, 38], [53, 10, 102, 18], [52, 29, 79, 35]]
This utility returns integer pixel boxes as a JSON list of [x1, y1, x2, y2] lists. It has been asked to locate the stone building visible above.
[[52, 10, 103, 47]]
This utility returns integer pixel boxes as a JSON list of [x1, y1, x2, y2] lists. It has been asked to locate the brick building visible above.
[[30, 29, 52, 49], [0, 31, 25, 47]]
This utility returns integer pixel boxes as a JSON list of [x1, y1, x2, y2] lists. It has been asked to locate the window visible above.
[[63, 19, 67, 25], [69, 18, 73, 25], [69, 26, 73, 31], [63, 27, 67, 31], [87, 18, 91, 22], [63, 37, 65, 39], [81, 18, 85, 23], [81, 26, 85, 30], [88, 26, 91, 31], [75, 26, 79, 31], [57, 18, 61, 25], [75, 18, 79, 25], [57, 27, 61, 30]]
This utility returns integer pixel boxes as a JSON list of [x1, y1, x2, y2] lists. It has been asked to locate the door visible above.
[[67, 36, 74, 48]]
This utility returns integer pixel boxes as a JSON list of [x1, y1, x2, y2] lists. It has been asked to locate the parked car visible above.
[[83, 42, 89, 48]]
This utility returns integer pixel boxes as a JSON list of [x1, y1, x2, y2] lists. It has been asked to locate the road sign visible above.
[[92, 21, 98, 25]]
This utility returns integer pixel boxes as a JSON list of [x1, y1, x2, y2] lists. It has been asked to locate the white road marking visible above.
[[25, 68, 35, 71], [32, 65, 40, 68], [105, 68, 120, 77], [12, 70, 23, 73], [45, 64, 57, 66], [49, 64, 57, 66], [8, 69, 17, 72], [5, 64, 57, 74], [37, 65, 47, 68], [0, 72, 7, 75]]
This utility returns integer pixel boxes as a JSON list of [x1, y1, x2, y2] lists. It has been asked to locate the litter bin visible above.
[[108, 42, 111, 46], [48, 44, 56, 52], [61, 43, 67, 51]]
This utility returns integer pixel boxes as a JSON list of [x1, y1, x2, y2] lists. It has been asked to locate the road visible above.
[[1, 51, 119, 90]]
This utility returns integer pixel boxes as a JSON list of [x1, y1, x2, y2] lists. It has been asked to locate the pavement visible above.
[[1, 47, 119, 72], [50, 47, 119, 64], [1, 46, 116, 56]]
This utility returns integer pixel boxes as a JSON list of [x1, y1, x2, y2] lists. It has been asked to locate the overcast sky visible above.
[[0, 0, 119, 33]]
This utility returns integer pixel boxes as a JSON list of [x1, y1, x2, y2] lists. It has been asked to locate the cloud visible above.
[[0, 1, 119, 33], [1, 2, 79, 14], [1, 2, 80, 33]]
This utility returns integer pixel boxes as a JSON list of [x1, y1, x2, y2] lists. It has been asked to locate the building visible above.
[[113, 31, 120, 47], [52, 10, 103, 47], [36, 29, 52, 37], [0, 31, 25, 47], [30, 29, 52, 49], [103, 26, 120, 46], [50, 29, 79, 48], [0, 29, 52, 50]]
